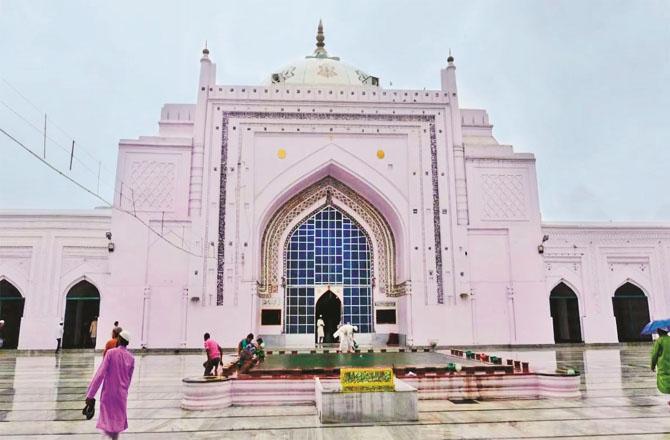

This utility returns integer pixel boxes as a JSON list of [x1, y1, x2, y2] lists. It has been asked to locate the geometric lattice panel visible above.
[[128, 160, 176, 211], [481, 174, 527, 220]]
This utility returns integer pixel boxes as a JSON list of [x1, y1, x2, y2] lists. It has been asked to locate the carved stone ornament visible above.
[[317, 64, 337, 78], [256, 177, 410, 298], [217, 111, 442, 305], [280, 66, 296, 80]]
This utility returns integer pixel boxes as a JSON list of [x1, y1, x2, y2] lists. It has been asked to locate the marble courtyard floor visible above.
[[1, 345, 669, 439]]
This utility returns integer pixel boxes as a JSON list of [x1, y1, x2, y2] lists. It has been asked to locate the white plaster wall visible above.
[[0, 210, 111, 349], [461, 146, 553, 345], [542, 224, 670, 343]]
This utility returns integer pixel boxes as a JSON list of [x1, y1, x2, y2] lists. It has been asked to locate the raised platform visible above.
[[181, 348, 581, 411], [249, 351, 513, 377], [181, 376, 232, 410]]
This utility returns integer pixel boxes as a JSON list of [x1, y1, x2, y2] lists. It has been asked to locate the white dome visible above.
[[269, 21, 379, 87], [271, 57, 377, 87]]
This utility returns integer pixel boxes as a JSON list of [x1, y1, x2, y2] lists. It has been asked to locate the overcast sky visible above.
[[1, 0, 669, 222]]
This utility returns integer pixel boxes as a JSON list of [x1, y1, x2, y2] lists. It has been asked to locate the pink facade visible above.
[[2, 29, 670, 349]]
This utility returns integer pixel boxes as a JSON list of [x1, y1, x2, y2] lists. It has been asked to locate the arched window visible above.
[[284, 206, 373, 336], [612, 282, 651, 342], [63, 281, 100, 348], [549, 282, 582, 343], [0, 280, 25, 349]]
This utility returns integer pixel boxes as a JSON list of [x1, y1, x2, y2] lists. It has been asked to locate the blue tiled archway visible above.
[[284, 206, 373, 334]]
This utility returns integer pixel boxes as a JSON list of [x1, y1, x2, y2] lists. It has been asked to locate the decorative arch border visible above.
[[549, 278, 582, 300], [612, 278, 649, 297], [0, 274, 26, 297], [257, 176, 410, 298], [59, 275, 102, 319], [61, 275, 102, 299]]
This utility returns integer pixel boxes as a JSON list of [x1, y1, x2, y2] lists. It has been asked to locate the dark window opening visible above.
[[0, 280, 25, 349], [63, 281, 100, 348], [376, 309, 396, 324], [261, 309, 281, 326], [612, 282, 651, 342], [550, 283, 582, 343]]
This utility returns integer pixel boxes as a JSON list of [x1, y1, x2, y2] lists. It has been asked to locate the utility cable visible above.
[[1, 77, 117, 177], [0, 99, 106, 182], [1, 78, 202, 255], [0, 125, 214, 260]]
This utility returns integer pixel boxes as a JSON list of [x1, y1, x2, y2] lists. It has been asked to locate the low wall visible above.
[[181, 372, 580, 410], [316, 377, 418, 423], [404, 372, 580, 400], [181, 377, 232, 410]]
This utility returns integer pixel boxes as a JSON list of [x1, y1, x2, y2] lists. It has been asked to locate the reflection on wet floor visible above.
[[0, 344, 667, 439], [258, 351, 484, 370], [0, 357, 15, 422]]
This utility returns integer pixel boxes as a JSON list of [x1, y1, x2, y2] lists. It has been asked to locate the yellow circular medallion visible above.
[[376, 149, 385, 159], [277, 148, 286, 159]]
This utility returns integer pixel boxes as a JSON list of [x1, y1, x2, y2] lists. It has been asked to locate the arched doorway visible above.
[[612, 282, 651, 342], [284, 206, 373, 337], [550, 283, 582, 343], [0, 280, 25, 349], [63, 280, 100, 348], [315, 290, 341, 343]]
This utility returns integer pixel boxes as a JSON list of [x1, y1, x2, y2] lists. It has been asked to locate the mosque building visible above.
[[2, 23, 670, 349]]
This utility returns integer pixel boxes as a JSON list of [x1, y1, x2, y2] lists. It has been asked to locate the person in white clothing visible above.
[[333, 322, 358, 353], [316, 315, 325, 345], [56, 321, 64, 353]]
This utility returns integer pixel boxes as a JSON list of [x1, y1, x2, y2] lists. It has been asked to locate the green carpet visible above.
[[257, 351, 478, 371]]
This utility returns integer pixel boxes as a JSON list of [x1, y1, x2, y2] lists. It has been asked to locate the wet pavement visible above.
[[0, 344, 667, 439]]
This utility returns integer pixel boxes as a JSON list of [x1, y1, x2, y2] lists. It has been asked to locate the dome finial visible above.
[[447, 49, 454, 64], [314, 19, 327, 57], [202, 40, 209, 56], [316, 19, 324, 48]]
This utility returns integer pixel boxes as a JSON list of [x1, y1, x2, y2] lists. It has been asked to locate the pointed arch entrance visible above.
[[63, 280, 100, 348], [0, 280, 25, 349], [549, 282, 582, 343], [612, 282, 651, 342], [315, 290, 341, 343], [284, 205, 373, 336], [258, 176, 409, 298]]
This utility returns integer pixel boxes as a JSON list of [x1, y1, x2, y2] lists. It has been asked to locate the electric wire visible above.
[[0, 99, 110, 183], [1, 78, 204, 256], [1, 77, 117, 177], [0, 125, 214, 260], [0, 81, 181, 225]]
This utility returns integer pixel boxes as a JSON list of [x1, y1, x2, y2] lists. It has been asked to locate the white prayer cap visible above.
[[119, 330, 131, 343], [0, 320, 4, 325]]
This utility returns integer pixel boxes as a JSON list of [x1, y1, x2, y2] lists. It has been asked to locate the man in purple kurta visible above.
[[85, 329, 135, 439]]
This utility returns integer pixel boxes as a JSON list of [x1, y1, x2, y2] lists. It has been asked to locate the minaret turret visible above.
[[198, 42, 214, 90], [190, 43, 216, 217], [441, 50, 458, 96]]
